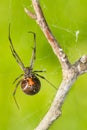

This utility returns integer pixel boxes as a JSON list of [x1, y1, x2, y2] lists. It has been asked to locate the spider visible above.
[[8, 24, 57, 109]]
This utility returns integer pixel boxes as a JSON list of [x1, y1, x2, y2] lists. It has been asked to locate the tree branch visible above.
[[24, 0, 87, 130], [24, 0, 71, 71]]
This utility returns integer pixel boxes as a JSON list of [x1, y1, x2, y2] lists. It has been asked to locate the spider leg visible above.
[[28, 32, 36, 69], [34, 73, 57, 90], [13, 74, 24, 84], [33, 70, 46, 73], [13, 80, 21, 109], [8, 24, 25, 71]]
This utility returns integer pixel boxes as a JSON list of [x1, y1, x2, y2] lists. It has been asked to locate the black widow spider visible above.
[[8, 24, 57, 109]]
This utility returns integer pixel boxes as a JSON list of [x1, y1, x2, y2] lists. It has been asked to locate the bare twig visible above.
[[24, 1, 71, 71], [24, 0, 87, 130]]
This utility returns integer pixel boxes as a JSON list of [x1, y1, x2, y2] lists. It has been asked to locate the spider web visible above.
[[41, 0, 87, 63], [8, 1, 87, 130], [51, 24, 81, 60], [8, 0, 84, 97], [52, 24, 80, 42]]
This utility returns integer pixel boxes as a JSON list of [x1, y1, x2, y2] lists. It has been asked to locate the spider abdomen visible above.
[[21, 76, 41, 95]]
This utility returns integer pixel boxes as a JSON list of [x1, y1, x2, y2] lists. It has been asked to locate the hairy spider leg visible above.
[[8, 24, 25, 71], [13, 74, 24, 84], [28, 32, 36, 69], [13, 80, 21, 109], [34, 73, 57, 90]]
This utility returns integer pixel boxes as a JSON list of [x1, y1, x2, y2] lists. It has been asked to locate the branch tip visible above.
[[24, 7, 37, 19]]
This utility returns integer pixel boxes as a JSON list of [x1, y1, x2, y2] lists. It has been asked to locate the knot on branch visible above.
[[80, 55, 87, 63], [75, 55, 87, 75]]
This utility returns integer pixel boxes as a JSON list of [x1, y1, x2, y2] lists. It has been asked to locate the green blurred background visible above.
[[0, 0, 87, 130]]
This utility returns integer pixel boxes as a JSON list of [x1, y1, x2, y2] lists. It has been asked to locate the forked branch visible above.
[[24, 0, 87, 130]]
